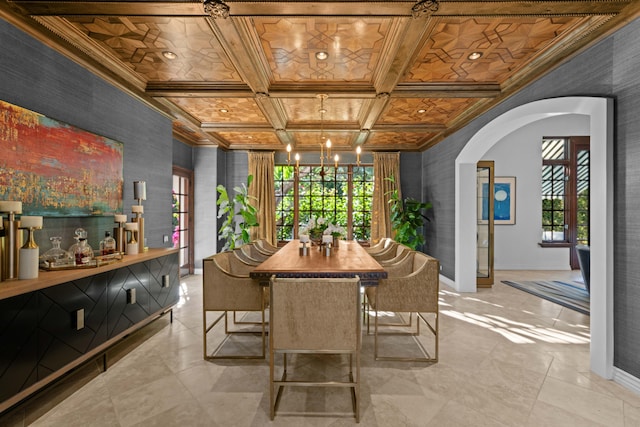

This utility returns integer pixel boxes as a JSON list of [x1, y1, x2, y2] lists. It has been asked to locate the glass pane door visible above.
[[172, 167, 194, 276], [477, 161, 494, 287]]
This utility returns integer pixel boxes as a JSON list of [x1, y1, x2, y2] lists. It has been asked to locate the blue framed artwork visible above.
[[481, 177, 516, 225]]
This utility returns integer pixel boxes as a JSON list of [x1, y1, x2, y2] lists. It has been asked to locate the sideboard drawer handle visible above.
[[126, 288, 136, 304], [162, 274, 170, 288], [75, 308, 85, 330]]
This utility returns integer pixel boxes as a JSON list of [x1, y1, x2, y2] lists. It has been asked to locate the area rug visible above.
[[501, 280, 590, 315]]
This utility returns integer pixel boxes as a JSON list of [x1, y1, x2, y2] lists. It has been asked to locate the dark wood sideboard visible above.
[[0, 248, 179, 413]]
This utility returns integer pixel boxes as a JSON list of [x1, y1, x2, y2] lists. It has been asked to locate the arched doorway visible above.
[[454, 97, 614, 379]]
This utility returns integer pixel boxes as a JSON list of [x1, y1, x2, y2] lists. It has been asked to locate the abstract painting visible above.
[[0, 99, 123, 216], [481, 176, 516, 225]]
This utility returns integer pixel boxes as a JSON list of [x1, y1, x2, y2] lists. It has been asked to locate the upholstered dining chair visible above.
[[202, 251, 267, 359], [378, 244, 413, 267], [365, 237, 392, 255], [240, 243, 271, 262], [269, 276, 362, 422], [255, 239, 280, 255], [365, 252, 439, 362], [370, 241, 406, 262], [233, 247, 261, 266]]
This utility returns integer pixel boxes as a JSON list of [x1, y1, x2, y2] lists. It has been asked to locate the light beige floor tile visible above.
[[111, 375, 195, 427], [426, 400, 512, 427], [538, 377, 625, 426], [18, 270, 640, 427], [128, 400, 215, 427]]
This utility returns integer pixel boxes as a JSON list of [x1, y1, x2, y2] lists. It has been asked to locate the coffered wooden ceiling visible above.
[[2, 1, 639, 151]]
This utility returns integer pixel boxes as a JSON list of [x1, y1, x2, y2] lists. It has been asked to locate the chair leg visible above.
[[373, 310, 438, 362], [204, 308, 267, 360]]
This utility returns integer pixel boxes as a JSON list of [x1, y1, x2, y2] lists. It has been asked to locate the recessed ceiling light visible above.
[[417, 109, 427, 114], [468, 52, 483, 60], [219, 108, 228, 113], [315, 51, 329, 60], [162, 51, 177, 60]]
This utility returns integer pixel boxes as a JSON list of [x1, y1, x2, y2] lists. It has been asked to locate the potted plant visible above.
[[385, 176, 432, 250], [216, 175, 259, 251]]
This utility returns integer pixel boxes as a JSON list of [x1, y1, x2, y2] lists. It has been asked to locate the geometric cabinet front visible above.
[[0, 252, 180, 410]]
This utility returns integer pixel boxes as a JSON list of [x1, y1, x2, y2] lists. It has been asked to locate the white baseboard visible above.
[[194, 268, 203, 275], [613, 367, 640, 396], [439, 274, 456, 288]]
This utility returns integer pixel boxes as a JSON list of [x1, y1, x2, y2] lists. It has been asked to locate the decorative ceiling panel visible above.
[[366, 132, 430, 149], [282, 97, 365, 123], [5, 0, 637, 149], [216, 131, 281, 147], [169, 97, 268, 124], [254, 17, 391, 83], [65, 16, 241, 82], [406, 16, 586, 83], [379, 98, 479, 125], [292, 131, 354, 148]]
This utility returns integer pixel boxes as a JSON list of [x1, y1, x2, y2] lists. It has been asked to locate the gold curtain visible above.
[[371, 152, 401, 244], [248, 151, 277, 245]]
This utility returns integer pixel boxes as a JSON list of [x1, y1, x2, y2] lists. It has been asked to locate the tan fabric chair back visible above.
[[203, 252, 263, 311], [270, 277, 361, 352], [376, 252, 439, 313]]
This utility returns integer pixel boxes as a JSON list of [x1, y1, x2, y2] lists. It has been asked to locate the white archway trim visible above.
[[454, 97, 614, 379]]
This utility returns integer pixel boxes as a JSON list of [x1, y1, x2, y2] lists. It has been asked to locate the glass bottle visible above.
[[40, 236, 72, 266], [68, 228, 94, 265], [100, 231, 116, 255]]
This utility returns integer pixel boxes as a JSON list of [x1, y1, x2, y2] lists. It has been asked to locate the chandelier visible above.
[[203, 0, 230, 19], [286, 94, 364, 173]]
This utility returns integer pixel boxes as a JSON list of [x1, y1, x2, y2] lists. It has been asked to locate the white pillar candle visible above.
[[19, 247, 39, 279], [19, 216, 43, 229], [114, 214, 127, 223], [124, 222, 138, 231], [299, 235, 309, 243], [0, 201, 22, 213], [131, 205, 144, 214], [322, 235, 333, 244]]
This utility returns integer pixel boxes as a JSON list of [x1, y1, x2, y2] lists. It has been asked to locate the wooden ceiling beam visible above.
[[10, 1, 629, 17], [392, 83, 502, 98]]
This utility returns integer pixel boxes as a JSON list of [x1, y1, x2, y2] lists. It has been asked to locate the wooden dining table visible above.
[[250, 239, 387, 286]]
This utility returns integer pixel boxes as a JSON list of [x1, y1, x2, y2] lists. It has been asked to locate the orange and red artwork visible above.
[[0, 99, 123, 216]]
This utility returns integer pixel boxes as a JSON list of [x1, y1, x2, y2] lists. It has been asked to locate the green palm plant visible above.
[[385, 176, 432, 250], [216, 175, 259, 251]]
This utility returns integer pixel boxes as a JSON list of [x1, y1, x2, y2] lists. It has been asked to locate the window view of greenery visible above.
[[274, 164, 374, 242], [541, 137, 590, 245], [542, 138, 567, 242], [576, 149, 590, 245]]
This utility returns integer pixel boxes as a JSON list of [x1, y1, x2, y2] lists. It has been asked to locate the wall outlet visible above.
[[163, 235, 169, 243], [440, 265, 443, 271]]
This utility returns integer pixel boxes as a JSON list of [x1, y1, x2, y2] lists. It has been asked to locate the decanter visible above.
[[68, 228, 94, 265], [40, 236, 72, 266]]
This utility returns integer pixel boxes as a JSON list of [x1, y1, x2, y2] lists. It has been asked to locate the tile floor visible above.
[[5, 270, 640, 426]]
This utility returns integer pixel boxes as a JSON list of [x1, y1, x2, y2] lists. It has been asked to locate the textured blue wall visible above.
[[0, 19, 173, 250], [422, 17, 640, 377]]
